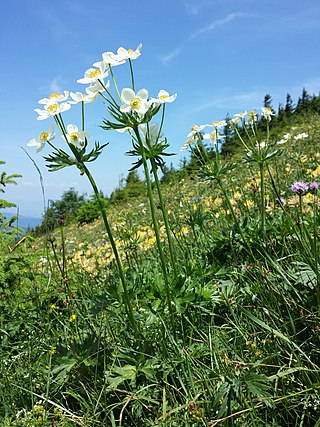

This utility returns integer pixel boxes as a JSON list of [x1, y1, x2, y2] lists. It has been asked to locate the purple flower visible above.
[[309, 181, 319, 193], [279, 197, 287, 205], [290, 180, 309, 195]]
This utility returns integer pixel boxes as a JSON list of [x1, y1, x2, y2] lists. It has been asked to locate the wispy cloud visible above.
[[190, 12, 248, 39], [159, 47, 184, 64], [160, 11, 248, 64]]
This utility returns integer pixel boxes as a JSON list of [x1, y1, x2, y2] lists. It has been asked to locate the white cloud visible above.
[[160, 11, 248, 64], [159, 47, 183, 64], [190, 12, 248, 39]]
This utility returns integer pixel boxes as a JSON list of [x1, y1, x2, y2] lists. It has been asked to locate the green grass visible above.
[[1, 115, 320, 426]]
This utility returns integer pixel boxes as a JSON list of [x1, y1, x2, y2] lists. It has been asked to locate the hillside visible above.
[[1, 106, 320, 426]]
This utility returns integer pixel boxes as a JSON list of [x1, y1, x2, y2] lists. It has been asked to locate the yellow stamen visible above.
[[40, 132, 49, 141], [69, 132, 79, 141], [49, 93, 61, 99], [159, 94, 168, 100], [46, 103, 59, 113], [130, 97, 141, 110], [127, 49, 134, 54], [89, 69, 101, 78]]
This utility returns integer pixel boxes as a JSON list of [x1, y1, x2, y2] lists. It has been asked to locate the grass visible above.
[[1, 114, 320, 426]]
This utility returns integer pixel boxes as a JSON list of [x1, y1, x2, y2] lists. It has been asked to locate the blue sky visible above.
[[1, 0, 320, 218]]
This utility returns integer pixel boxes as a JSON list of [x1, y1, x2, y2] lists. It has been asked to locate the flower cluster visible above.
[[290, 180, 319, 196], [29, 43, 177, 156]]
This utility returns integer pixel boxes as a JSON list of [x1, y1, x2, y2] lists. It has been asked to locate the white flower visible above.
[[151, 89, 177, 104], [229, 117, 240, 127], [100, 52, 125, 67], [69, 91, 98, 104], [234, 111, 247, 119], [77, 63, 109, 84], [257, 141, 266, 149], [38, 91, 69, 105], [27, 124, 55, 153], [34, 101, 71, 120], [86, 80, 109, 94], [203, 131, 224, 144], [245, 110, 258, 125], [120, 88, 151, 115], [186, 124, 207, 138], [294, 132, 309, 141], [139, 123, 163, 147], [63, 124, 90, 149], [116, 43, 142, 61], [210, 120, 227, 129], [261, 107, 275, 121]]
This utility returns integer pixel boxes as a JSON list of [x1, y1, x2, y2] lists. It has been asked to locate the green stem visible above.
[[150, 157, 178, 279], [108, 65, 121, 101], [313, 195, 320, 309], [81, 101, 85, 132], [54, 114, 138, 334], [129, 59, 135, 91], [81, 162, 138, 334], [259, 161, 266, 243], [217, 177, 254, 259], [134, 129, 174, 325]]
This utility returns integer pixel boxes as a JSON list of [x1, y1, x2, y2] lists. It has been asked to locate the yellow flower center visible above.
[[40, 132, 49, 141], [127, 49, 134, 54], [89, 69, 101, 78], [49, 93, 61, 99], [69, 132, 79, 141], [130, 97, 141, 110], [47, 103, 59, 113], [160, 94, 168, 101]]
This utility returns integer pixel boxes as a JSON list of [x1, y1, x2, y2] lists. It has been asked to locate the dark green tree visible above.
[[285, 93, 295, 116]]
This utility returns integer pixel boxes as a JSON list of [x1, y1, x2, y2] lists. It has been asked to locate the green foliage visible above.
[[76, 200, 102, 224], [3, 99, 320, 426]]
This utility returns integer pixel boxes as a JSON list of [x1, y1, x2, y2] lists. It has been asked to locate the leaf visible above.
[[107, 364, 137, 389]]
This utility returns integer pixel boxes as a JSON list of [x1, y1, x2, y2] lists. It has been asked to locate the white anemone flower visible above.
[[27, 124, 55, 153], [34, 101, 71, 120], [77, 63, 109, 84], [38, 91, 69, 105], [234, 111, 247, 120], [186, 124, 207, 138], [100, 52, 126, 67], [69, 91, 98, 104], [203, 131, 224, 144], [139, 123, 163, 147], [151, 89, 177, 105], [63, 124, 90, 149], [261, 107, 275, 121], [210, 120, 227, 129], [120, 88, 151, 115], [86, 79, 109, 95], [116, 43, 142, 61]]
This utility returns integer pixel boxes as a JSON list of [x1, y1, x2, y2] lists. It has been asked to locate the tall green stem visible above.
[[259, 161, 266, 243], [81, 162, 138, 334], [134, 129, 174, 325], [53, 115, 138, 334], [150, 158, 178, 279]]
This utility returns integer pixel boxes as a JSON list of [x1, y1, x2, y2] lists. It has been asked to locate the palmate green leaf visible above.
[[243, 372, 273, 406], [106, 364, 137, 389], [51, 356, 78, 386]]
